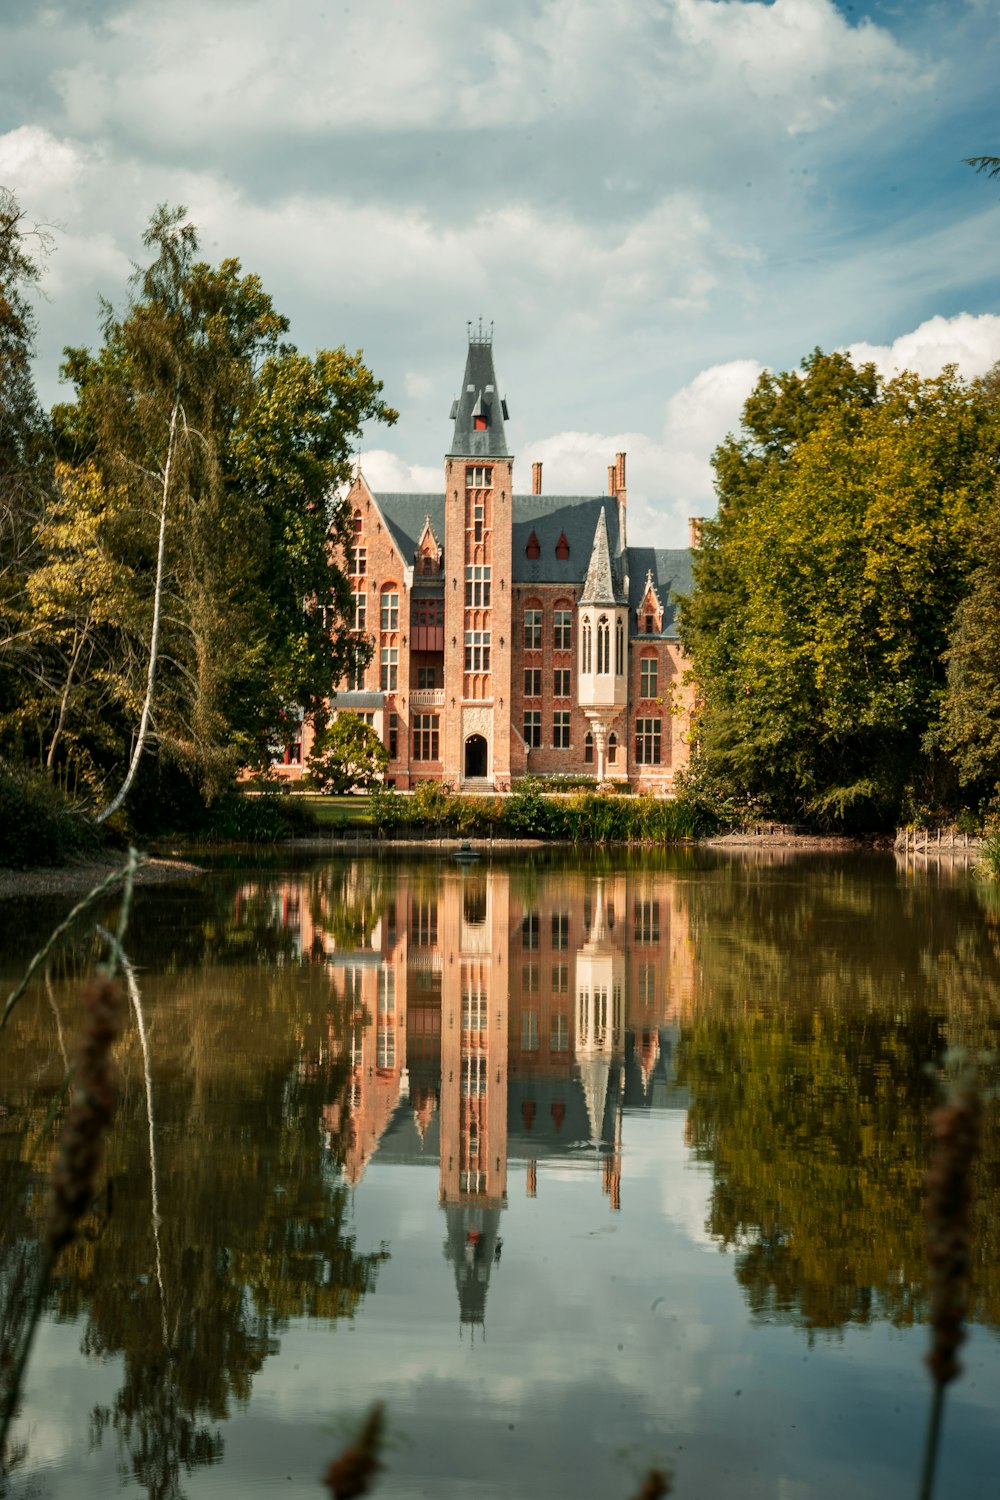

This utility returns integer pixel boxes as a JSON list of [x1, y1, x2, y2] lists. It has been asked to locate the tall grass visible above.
[[364, 781, 711, 843]]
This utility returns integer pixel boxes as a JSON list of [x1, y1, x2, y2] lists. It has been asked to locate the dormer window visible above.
[[555, 532, 570, 561], [526, 531, 541, 560], [474, 414, 487, 431], [645, 614, 654, 634]]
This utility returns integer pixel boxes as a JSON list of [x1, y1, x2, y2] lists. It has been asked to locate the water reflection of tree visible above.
[[1, 960, 387, 1500], [677, 859, 1000, 1335]]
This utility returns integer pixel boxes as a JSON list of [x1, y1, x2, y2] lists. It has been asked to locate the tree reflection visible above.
[[677, 856, 1000, 1335], [1, 955, 387, 1500]]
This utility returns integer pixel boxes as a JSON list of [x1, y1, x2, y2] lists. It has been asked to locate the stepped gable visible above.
[[625, 547, 693, 640], [512, 493, 622, 585], [448, 332, 509, 459]]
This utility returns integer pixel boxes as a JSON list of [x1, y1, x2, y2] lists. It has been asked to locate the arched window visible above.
[[584, 732, 594, 764], [608, 732, 617, 765], [380, 586, 399, 633], [597, 615, 610, 675], [615, 617, 624, 676], [582, 617, 592, 674]]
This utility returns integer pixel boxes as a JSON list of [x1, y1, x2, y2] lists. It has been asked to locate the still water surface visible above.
[[1, 848, 999, 1500]]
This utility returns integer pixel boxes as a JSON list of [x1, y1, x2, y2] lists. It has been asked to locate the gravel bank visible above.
[[0, 855, 205, 901]]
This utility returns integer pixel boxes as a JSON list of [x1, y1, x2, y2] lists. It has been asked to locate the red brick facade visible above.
[[271, 336, 696, 793]]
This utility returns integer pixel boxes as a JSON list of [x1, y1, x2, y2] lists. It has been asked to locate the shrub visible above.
[[502, 778, 552, 836], [0, 762, 100, 869], [981, 832, 1000, 883]]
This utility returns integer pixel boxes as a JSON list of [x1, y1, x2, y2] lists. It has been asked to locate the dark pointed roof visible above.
[[579, 507, 627, 606], [448, 336, 509, 458]]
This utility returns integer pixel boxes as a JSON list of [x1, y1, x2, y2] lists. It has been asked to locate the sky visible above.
[[1, 0, 998, 548]]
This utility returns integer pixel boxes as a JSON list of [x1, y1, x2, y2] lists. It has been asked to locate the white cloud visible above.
[[359, 450, 441, 493], [0, 124, 87, 206], [845, 312, 1000, 381]]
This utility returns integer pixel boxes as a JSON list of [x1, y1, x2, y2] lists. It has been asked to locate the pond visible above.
[[1, 847, 999, 1500]]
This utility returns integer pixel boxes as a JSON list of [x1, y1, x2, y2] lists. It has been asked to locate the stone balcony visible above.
[[409, 689, 445, 708]]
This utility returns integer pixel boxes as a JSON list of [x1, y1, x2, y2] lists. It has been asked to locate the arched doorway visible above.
[[464, 734, 488, 778]]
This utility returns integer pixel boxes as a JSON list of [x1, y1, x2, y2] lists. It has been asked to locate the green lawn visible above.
[[299, 794, 373, 827]]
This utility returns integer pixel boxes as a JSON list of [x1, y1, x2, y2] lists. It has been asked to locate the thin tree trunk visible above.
[[45, 612, 92, 773], [96, 400, 179, 825]]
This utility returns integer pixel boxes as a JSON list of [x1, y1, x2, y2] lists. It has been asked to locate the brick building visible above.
[[279, 331, 696, 791]]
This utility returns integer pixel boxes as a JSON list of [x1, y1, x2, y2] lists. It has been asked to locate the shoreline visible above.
[[0, 826, 979, 900], [0, 854, 205, 901]]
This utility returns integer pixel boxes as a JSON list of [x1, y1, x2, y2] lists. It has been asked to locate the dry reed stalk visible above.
[[322, 1403, 384, 1497]]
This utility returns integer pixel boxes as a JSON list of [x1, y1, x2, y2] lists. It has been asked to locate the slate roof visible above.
[[626, 547, 693, 640], [375, 493, 446, 569], [370, 490, 691, 639], [448, 339, 509, 458], [511, 494, 623, 587]]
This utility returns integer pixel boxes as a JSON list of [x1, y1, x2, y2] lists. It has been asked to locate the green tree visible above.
[[307, 711, 388, 793], [941, 493, 1000, 801], [0, 188, 54, 750], [51, 206, 396, 821], [681, 352, 999, 828]]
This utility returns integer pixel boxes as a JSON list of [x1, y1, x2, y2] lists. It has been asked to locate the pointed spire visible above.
[[448, 329, 509, 457], [579, 507, 625, 606]]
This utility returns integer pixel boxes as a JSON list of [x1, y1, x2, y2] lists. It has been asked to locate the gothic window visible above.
[[615, 617, 624, 675], [464, 631, 491, 672], [607, 732, 617, 765], [640, 656, 658, 698], [584, 732, 594, 764], [597, 615, 610, 675], [635, 717, 661, 764], [582, 617, 592, 673], [412, 714, 440, 760], [380, 589, 399, 632], [465, 565, 491, 607]]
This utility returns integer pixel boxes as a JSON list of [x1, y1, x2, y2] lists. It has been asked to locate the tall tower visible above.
[[442, 328, 514, 790]]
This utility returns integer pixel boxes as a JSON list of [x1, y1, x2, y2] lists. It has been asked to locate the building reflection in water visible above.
[[253, 861, 693, 1330]]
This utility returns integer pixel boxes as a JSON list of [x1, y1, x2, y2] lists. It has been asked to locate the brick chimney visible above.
[[532, 460, 542, 495], [615, 452, 626, 493], [607, 464, 616, 496], [688, 517, 703, 548]]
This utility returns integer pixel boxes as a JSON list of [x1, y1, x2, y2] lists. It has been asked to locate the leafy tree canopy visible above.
[[681, 350, 1000, 829], [46, 205, 396, 810], [307, 711, 389, 794]]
